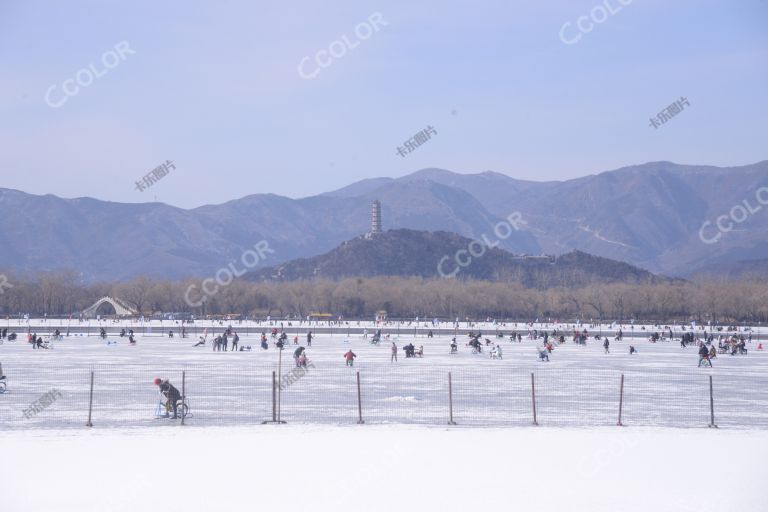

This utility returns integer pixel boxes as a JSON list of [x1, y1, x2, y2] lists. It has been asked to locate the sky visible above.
[[0, 0, 766, 208]]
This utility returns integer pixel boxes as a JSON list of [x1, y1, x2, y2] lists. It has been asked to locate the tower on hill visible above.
[[369, 199, 382, 238]]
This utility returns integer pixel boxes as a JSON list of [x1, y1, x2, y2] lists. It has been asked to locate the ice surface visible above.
[[1, 323, 766, 429]]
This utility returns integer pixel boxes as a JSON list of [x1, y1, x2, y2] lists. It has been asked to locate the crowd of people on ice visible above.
[[2, 318, 763, 371]]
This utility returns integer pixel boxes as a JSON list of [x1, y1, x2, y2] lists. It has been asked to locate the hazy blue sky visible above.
[[1, 0, 766, 208]]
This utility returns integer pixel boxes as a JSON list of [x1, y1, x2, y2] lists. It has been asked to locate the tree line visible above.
[[0, 270, 766, 324]]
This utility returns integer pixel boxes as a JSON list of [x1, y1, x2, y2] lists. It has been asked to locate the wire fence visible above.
[[1, 364, 767, 429]]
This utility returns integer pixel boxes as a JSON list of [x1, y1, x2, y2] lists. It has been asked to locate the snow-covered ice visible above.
[[1, 327, 766, 429]]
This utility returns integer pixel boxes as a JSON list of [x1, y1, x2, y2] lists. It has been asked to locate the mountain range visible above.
[[0, 160, 766, 281]]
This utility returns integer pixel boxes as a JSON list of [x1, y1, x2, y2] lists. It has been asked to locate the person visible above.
[[629, 345, 636, 355], [415, 345, 424, 357], [231, 332, 239, 351], [450, 338, 458, 354], [298, 352, 308, 367], [698, 343, 712, 367], [129, 334, 137, 345], [260, 336, 269, 350], [494, 344, 503, 359], [222, 331, 229, 351], [709, 345, 717, 359], [294, 346, 305, 367], [193, 336, 206, 347], [100, 327, 107, 339], [307, 331, 313, 347], [344, 349, 357, 367], [538, 347, 549, 362], [154, 377, 181, 419], [391, 342, 398, 362], [603, 338, 610, 354]]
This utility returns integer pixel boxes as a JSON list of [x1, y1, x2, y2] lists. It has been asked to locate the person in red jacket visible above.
[[344, 350, 357, 367]]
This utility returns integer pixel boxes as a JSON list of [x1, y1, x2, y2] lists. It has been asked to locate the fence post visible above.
[[272, 370, 277, 421], [617, 373, 625, 426], [356, 371, 364, 424], [277, 348, 283, 423], [531, 372, 538, 426], [181, 370, 186, 426], [86, 371, 94, 427], [448, 371, 457, 425], [262, 370, 286, 424], [708, 375, 717, 428]]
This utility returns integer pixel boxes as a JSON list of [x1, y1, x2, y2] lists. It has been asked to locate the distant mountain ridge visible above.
[[0, 160, 766, 280]]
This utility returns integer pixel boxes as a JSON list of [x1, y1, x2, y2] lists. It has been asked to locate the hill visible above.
[[243, 229, 670, 288]]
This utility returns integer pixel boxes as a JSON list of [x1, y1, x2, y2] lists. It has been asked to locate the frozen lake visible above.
[[2, 323, 766, 430]]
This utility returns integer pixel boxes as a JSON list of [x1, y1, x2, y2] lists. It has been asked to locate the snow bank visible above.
[[1, 426, 766, 512]]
